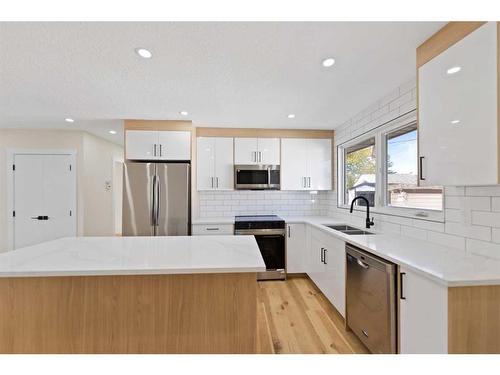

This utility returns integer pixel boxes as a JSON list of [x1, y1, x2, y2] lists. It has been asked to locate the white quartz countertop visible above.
[[192, 216, 500, 286], [0, 236, 266, 277]]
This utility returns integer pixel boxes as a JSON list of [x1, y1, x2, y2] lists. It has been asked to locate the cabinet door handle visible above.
[[323, 248, 328, 264], [400, 272, 406, 300], [288, 225, 291, 238], [216, 177, 219, 188], [159, 144, 162, 157], [153, 144, 157, 157], [308, 177, 311, 188], [320, 247, 325, 263], [259, 151, 262, 163], [253, 151, 256, 162], [419, 156, 426, 181], [303, 177, 306, 188], [211, 177, 214, 188], [206, 227, 220, 231]]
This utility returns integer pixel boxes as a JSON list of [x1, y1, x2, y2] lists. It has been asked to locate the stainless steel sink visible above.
[[325, 224, 359, 231], [324, 224, 374, 235]]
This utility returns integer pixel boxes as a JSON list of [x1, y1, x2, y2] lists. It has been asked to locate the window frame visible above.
[[337, 111, 444, 222]]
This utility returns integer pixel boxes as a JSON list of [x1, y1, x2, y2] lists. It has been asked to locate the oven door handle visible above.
[[235, 229, 285, 236]]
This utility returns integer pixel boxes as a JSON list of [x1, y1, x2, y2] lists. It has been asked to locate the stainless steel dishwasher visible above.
[[346, 244, 397, 354]]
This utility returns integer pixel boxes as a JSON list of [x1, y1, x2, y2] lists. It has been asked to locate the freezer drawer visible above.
[[346, 244, 397, 354]]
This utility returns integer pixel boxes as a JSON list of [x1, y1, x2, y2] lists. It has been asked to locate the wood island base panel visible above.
[[0, 273, 257, 354]]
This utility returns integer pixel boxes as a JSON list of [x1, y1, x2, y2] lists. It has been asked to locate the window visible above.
[[338, 113, 443, 220], [385, 124, 443, 211], [344, 138, 376, 207]]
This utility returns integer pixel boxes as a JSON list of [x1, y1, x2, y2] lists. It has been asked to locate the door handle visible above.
[[153, 144, 157, 157], [323, 248, 328, 264], [308, 177, 311, 188], [303, 177, 306, 188], [400, 272, 406, 300], [320, 247, 325, 263], [31, 216, 49, 220], [259, 151, 262, 163], [216, 177, 219, 188], [356, 259, 369, 269], [419, 156, 425, 181], [159, 144, 162, 157], [288, 225, 291, 238], [211, 177, 214, 188]]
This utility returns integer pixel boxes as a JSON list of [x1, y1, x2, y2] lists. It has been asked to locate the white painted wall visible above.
[[0, 129, 123, 252]]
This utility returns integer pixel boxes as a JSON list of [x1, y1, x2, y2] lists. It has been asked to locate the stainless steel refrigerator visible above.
[[122, 161, 191, 236]]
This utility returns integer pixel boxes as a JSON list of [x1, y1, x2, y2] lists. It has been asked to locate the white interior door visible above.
[[13, 153, 76, 249]]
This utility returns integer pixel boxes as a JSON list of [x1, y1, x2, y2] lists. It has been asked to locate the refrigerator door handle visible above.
[[151, 174, 157, 226], [155, 174, 160, 226]]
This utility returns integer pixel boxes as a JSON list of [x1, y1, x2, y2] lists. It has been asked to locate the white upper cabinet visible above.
[[281, 138, 332, 190], [126, 130, 191, 161], [197, 137, 216, 190], [418, 22, 498, 185], [196, 137, 234, 190], [257, 138, 280, 164], [234, 138, 257, 164], [125, 130, 158, 160], [157, 131, 191, 160], [307, 139, 332, 190], [280, 138, 308, 190], [234, 138, 280, 165]]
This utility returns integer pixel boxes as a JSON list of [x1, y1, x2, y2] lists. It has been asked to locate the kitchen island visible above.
[[0, 236, 265, 354]]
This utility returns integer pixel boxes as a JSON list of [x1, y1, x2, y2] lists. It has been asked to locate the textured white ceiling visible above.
[[0, 22, 444, 133], [0, 119, 124, 145]]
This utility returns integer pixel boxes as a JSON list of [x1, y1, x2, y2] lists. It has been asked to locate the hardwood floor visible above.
[[257, 275, 369, 354]]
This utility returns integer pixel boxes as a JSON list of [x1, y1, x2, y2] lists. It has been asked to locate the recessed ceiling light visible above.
[[287, 114, 296, 119], [65, 118, 74, 123], [447, 66, 461, 75], [109, 130, 117, 135], [135, 48, 153, 59], [322, 58, 336, 67], [179, 111, 188, 116], [451, 120, 461, 125]]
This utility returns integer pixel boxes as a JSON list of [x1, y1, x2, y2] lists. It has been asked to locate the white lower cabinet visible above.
[[286, 223, 307, 273], [399, 266, 448, 353], [191, 224, 234, 235], [306, 227, 346, 317]]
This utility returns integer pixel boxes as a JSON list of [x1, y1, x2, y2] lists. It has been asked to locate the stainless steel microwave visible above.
[[234, 165, 280, 190]]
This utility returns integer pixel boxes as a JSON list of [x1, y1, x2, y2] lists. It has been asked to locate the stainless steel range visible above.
[[234, 215, 286, 280]]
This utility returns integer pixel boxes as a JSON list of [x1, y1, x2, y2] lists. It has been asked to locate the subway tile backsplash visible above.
[[198, 190, 329, 217]]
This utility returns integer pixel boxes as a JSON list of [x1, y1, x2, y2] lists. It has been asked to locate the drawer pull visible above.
[[206, 227, 220, 231]]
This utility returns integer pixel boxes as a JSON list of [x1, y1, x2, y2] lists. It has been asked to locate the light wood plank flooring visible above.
[[257, 275, 369, 354]]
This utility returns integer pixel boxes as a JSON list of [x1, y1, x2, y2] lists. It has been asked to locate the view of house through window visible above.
[[344, 138, 376, 207], [386, 124, 443, 210]]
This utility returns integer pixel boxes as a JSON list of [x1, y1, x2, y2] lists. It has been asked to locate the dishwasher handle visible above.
[[357, 259, 369, 269]]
